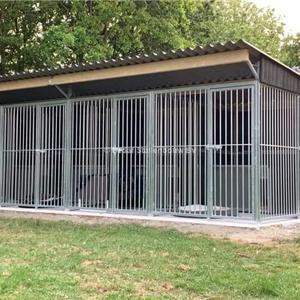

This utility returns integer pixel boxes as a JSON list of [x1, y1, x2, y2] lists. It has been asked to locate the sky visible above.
[[252, 0, 300, 34]]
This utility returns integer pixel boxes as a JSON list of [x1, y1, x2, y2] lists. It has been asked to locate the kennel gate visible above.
[[153, 84, 254, 218], [0, 102, 67, 207]]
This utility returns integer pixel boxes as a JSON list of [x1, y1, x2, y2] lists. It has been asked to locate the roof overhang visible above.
[[0, 61, 256, 103], [0, 49, 250, 93]]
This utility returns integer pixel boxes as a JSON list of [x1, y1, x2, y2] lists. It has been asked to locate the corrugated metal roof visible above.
[[0, 62, 253, 103], [0, 39, 299, 82]]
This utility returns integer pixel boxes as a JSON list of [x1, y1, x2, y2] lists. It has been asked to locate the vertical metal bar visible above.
[[236, 90, 239, 217], [93, 100, 97, 209], [133, 98, 137, 210], [161, 94, 164, 212], [295, 96, 300, 217], [159, 94, 162, 212], [89, 102, 93, 208], [183, 91, 187, 212], [261, 86, 266, 217], [219, 90, 222, 216], [280, 89, 284, 215], [154, 94, 157, 212], [204, 90, 207, 213], [252, 82, 261, 221], [139, 97, 143, 211], [92, 101, 96, 209], [0, 107, 4, 205], [146, 92, 155, 214], [23, 106, 28, 205], [107, 99, 111, 210], [88, 102, 92, 208], [98, 99, 102, 209], [2, 108, 7, 205], [58, 105, 62, 207], [30, 107, 34, 206], [72, 102, 76, 207], [230, 89, 233, 217], [64, 101, 72, 209], [46, 106, 51, 206], [242, 89, 245, 216], [270, 87, 274, 215], [15, 107, 19, 205], [51, 106, 55, 205], [212, 90, 216, 216], [142, 96, 146, 212], [40, 106, 44, 206], [82, 101, 86, 207], [78, 101, 82, 207], [19, 107, 24, 205], [173, 92, 177, 213], [34, 105, 41, 208], [102, 99, 106, 209], [225, 90, 228, 215], [125, 99, 128, 210], [71, 102, 76, 208], [283, 90, 287, 215], [7, 108, 11, 204], [207, 89, 213, 218], [129, 98, 133, 210], [169, 93, 172, 212], [8, 108, 12, 204], [117, 100, 121, 210], [199, 90, 202, 214], [290, 93, 294, 215], [86, 101, 89, 208], [188, 91, 192, 213], [110, 98, 117, 211]]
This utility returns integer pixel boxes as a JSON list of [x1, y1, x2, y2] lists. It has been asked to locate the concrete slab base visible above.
[[0, 207, 299, 229]]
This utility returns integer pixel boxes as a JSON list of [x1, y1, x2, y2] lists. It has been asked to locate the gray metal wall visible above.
[[260, 57, 300, 94]]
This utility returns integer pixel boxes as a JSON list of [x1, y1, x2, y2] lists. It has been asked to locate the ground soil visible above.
[[0, 210, 299, 245]]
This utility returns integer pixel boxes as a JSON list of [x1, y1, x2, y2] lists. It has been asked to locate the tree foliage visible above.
[[0, 0, 298, 75], [281, 33, 300, 67], [198, 0, 285, 59]]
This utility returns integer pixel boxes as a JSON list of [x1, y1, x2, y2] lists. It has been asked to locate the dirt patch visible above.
[[0, 209, 300, 245]]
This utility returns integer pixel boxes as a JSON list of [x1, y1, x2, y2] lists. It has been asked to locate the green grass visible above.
[[0, 218, 299, 299]]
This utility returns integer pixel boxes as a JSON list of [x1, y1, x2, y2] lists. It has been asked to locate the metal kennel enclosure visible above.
[[0, 40, 299, 222]]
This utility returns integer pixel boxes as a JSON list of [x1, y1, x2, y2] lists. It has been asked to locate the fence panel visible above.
[[38, 104, 65, 207], [153, 89, 208, 215], [211, 87, 253, 218], [2, 105, 37, 206], [70, 98, 111, 210], [260, 85, 300, 218], [115, 96, 147, 211]]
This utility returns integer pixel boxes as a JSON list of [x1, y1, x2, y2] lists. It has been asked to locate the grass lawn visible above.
[[0, 218, 299, 299]]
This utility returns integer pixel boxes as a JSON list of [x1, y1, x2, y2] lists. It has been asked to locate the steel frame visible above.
[[0, 79, 299, 222]]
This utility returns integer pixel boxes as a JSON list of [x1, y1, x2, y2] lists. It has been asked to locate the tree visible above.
[[195, 0, 285, 59], [281, 33, 300, 67], [0, 1, 68, 74], [0, 0, 297, 74], [36, 0, 201, 66]]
